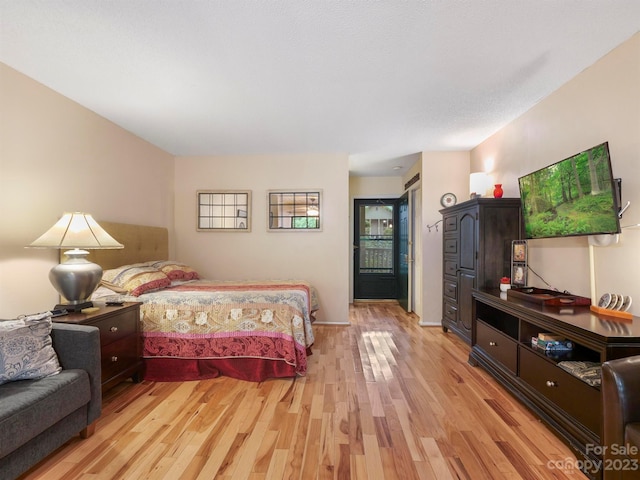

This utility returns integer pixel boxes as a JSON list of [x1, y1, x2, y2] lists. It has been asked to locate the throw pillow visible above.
[[0, 312, 62, 385], [149, 260, 200, 281], [102, 263, 171, 296]]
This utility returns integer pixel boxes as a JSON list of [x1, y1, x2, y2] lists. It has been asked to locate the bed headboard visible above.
[[60, 221, 169, 270]]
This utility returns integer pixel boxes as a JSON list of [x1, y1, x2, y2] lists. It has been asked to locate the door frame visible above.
[[353, 198, 399, 300], [349, 189, 422, 316], [398, 192, 409, 310]]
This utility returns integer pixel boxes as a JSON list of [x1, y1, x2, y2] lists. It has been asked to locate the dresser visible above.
[[54, 303, 143, 393], [471, 289, 640, 479], [439, 198, 522, 343]]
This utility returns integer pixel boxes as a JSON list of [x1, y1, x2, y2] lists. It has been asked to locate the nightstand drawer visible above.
[[54, 303, 143, 393], [476, 320, 517, 374], [519, 347, 601, 435], [101, 335, 139, 383], [95, 309, 137, 345]]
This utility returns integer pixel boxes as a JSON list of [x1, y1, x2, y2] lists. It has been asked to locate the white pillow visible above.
[[0, 312, 62, 385]]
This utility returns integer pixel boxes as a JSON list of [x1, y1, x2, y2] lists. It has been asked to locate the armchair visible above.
[[601, 355, 640, 480]]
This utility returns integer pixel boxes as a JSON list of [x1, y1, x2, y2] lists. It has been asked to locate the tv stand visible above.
[[471, 288, 640, 480]]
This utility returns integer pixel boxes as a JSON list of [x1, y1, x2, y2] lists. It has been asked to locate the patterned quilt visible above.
[[133, 280, 317, 376]]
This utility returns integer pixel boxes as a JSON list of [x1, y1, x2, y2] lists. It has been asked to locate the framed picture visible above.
[[197, 190, 251, 232], [512, 264, 527, 286], [512, 241, 527, 262]]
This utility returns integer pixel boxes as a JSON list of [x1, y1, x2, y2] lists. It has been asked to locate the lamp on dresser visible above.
[[27, 212, 124, 311]]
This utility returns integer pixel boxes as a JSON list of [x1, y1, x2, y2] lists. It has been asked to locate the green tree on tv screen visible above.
[[520, 143, 618, 238]]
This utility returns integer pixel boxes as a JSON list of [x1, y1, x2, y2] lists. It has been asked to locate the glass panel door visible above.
[[354, 199, 398, 299]]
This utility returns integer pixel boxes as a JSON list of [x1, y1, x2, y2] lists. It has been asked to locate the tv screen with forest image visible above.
[[518, 142, 620, 239]]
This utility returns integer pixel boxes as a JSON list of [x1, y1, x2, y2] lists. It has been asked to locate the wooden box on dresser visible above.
[[54, 303, 144, 394], [439, 198, 522, 344], [471, 289, 640, 479]]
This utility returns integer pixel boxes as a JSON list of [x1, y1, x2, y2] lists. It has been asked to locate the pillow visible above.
[[149, 261, 200, 281], [102, 263, 171, 296], [0, 312, 62, 385], [97, 280, 129, 294], [92, 285, 126, 301]]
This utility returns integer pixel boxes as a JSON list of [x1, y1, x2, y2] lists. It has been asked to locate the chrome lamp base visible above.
[[49, 249, 103, 311]]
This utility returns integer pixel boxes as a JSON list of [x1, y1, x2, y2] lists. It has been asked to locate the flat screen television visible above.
[[518, 142, 621, 239]]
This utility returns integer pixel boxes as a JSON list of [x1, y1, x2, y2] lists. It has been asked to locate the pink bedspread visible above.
[[133, 280, 317, 382]]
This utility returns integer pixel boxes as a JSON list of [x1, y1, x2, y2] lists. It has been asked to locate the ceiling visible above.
[[1, 1, 639, 176]]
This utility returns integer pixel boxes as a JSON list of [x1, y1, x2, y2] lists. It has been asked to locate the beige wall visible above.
[[471, 33, 640, 314], [2, 32, 637, 322], [420, 151, 470, 324], [0, 64, 175, 317], [174, 154, 350, 324]]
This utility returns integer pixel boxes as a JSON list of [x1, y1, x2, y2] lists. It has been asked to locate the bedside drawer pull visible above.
[[489, 341, 497, 346], [110, 326, 118, 332], [546, 380, 558, 388], [111, 356, 118, 362]]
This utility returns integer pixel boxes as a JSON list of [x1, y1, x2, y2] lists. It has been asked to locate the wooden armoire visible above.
[[439, 197, 522, 344]]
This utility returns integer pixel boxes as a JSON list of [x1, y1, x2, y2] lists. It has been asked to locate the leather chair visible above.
[[602, 355, 640, 480]]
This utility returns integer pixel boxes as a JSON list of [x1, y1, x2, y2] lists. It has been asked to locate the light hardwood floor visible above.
[[20, 303, 588, 479]]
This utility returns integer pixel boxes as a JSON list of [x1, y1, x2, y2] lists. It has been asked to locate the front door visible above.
[[353, 199, 398, 299]]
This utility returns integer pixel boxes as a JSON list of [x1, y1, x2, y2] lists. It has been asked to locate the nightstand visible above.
[[53, 303, 144, 393]]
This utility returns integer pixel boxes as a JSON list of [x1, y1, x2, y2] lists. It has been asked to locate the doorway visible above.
[[353, 199, 399, 300]]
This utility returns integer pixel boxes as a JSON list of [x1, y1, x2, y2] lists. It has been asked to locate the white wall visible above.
[[0, 64, 175, 317], [471, 33, 640, 315], [174, 154, 350, 324]]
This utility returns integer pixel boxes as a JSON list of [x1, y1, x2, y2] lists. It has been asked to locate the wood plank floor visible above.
[[19, 303, 587, 479]]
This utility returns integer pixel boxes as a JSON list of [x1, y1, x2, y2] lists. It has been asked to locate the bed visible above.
[[85, 222, 318, 383]]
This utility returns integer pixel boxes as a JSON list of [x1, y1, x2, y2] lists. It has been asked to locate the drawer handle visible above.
[[489, 341, 497, 346], [546, 380, 558, 388], [111, 356, 118, 362], [110, 326, 118, 332]]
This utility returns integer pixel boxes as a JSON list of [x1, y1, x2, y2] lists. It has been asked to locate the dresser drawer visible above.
[[101, 335, 139, 383], [444, 215, 457, 233], [476, 320, 518, 374], [95, 309, 137, 345], [519, 347, 601, 435], [443, 301, 458, 323], [444, 238, 458, 254], [443, 279, 458, 301], [444, 258, 458, 276]]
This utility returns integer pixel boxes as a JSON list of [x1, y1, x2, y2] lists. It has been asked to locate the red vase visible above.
[[493, 184, 503, 198]]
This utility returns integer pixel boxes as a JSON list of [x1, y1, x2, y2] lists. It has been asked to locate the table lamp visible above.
[[27, 213, 124, 311], [469, 172, 490, 198]]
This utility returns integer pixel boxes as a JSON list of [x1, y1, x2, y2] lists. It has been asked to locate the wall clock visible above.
[[440, 192, 457, 208]]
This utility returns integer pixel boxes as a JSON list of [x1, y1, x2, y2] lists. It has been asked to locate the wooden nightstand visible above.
[[54, 303, 144, 393]]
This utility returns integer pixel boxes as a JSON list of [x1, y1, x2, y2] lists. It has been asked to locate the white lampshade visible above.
[[469, 172, 491, 197], [27, 213, 123, 311], [28, 212, 123, 250]]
